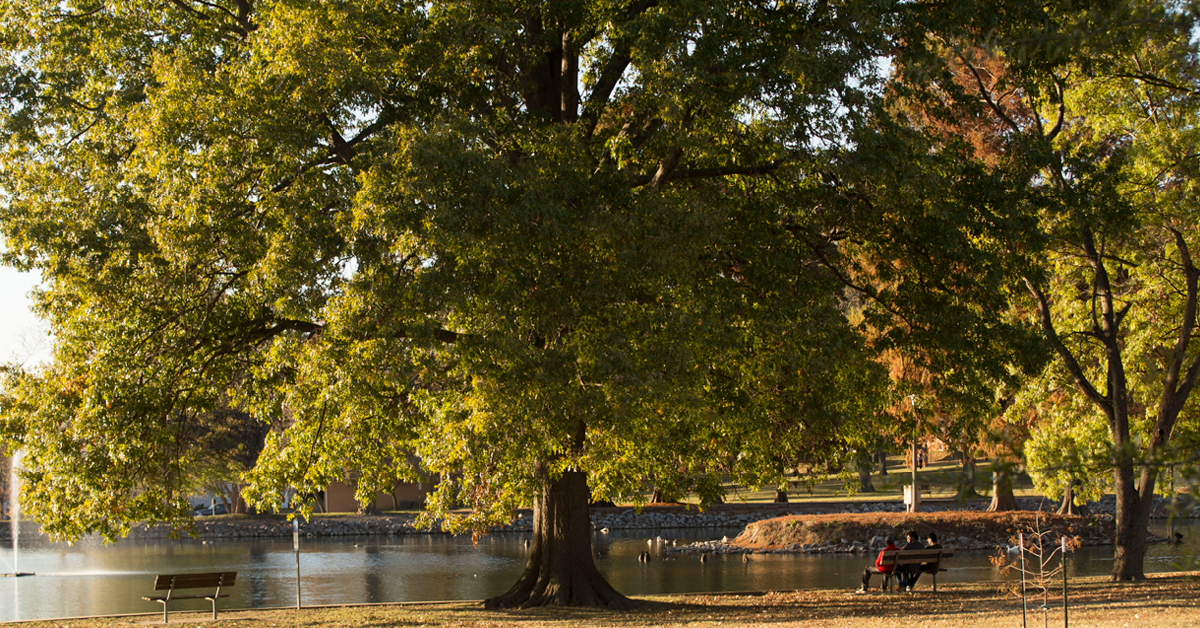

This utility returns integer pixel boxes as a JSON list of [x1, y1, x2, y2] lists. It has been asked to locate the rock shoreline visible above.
[[0, 494, 1193, 542]]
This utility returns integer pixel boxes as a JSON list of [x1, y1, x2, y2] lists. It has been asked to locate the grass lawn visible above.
[[19, 573, 1199, 628], [686, 453, 1046, 506]]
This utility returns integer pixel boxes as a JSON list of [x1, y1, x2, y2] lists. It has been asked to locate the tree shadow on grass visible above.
[[473, 577, 1199, 626]]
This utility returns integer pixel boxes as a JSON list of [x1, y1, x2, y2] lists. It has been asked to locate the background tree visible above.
[[1022, 408, 1111, 515], [187, 402, 275, 512], [888, 0, 1200, 578]]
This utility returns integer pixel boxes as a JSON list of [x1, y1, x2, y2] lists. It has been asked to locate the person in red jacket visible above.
[[856, 536, 899, 593]]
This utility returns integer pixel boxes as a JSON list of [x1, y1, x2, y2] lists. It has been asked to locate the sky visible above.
[[0, 245, 50, 369]]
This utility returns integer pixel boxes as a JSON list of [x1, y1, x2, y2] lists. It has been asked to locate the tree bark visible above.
[[987, 468, 1019, 512], [857, 451, 875, 493], [485, 468, 634, 609], [1056, 484, 1090, 516], [773, 488, 789, 503], [957, 449, 980, 499], [1111, 462, 1157, 580], [649, 486, 678, 504], [877, 450, 889, 476]]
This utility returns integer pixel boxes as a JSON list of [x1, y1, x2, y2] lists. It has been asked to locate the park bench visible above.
[[879, 549, 954, 592], [142, 571, 237, 623]]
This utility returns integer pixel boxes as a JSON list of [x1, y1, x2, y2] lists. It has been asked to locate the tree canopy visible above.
[[885, 0, 1200, 578], [3, 0, 1196, 603], [0, 0, 909, 607]]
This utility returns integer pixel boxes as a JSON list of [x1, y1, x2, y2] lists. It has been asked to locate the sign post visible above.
[[293, 519, 301, 609], [1062, 536, 1068, 628]]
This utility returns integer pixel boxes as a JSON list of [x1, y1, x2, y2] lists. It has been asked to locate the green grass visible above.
[[663, 454, 1043, 506]]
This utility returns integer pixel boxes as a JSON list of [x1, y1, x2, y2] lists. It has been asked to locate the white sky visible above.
[[0, 247, 50, 369]]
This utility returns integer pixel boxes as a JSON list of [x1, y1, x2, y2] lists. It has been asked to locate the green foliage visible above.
[[0, 0, 900, 540], [1020, 397, 1112, 503]]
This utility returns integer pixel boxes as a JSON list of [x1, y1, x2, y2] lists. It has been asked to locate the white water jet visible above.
[[9, 449, 21, 575]]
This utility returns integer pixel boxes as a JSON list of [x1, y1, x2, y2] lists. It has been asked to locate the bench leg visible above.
[[207, 596, 218, 620], [932, 572, 937, 593], [158, 599, 169, 624]]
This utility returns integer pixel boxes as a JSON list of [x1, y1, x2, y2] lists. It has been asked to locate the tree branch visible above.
[[1023, 276, 1108, 407], [959, 55, 1022, 134], [1046, 74, 1066, 141], [561, 30, 578, 123], [271, 108, 395, 193], [649, 146, 683, 188], [580, 0, 657, 138], [1162, 228, 1200, 409], [1111, 71, 1200, 96], [1081, 227, 1121, 341], [582, 46, 631, 137], [631, 158, 789, 187]]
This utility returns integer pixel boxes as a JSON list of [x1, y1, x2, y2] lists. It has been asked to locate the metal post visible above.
[[293, 519, 302, 609], [1020, 533, 1028, 628], [908, 394, 919, 513], [1062, 536, 1068, 628], [1169, 465, 1177, 541]]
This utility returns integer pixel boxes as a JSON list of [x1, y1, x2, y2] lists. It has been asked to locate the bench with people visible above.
[[857, 531, 953, 593]]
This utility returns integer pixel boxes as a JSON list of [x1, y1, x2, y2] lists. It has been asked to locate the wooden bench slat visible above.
[[878, 550, 954, 564], [152, 572, 236, 590]]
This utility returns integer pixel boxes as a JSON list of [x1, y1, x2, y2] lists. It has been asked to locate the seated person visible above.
[[906, 532, 942, 589], [894, 530, 925, 590], [857, 536, 899, 593]]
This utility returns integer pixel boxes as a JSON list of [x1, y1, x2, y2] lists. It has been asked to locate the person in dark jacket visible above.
[[857, 536, 899, 593], [905, 532, 942, 589], [894, 530, 925, 590]]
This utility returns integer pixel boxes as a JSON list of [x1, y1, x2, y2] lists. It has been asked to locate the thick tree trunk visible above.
[[485, 469, 634, 609], [773, 488, 789, 503], [649, 485, 679, 504], [1056, 484, 1089, 517], [877, 450, 889, 476], [857, 451, 875, 493], [957, 450, 980, 499], [987, 468, 1019, 512], [1111, 462, 1159, 580]]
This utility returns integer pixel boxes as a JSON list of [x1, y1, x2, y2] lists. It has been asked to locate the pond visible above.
[[2, 521, 1197, 622]]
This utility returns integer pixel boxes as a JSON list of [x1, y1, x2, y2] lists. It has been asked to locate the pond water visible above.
[[2, 521, 1198, 622]]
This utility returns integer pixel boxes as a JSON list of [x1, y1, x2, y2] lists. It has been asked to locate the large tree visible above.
[[890, 0, 1200, 579], [0, 0, 898, 607], [1019, 16, 1200, 578]]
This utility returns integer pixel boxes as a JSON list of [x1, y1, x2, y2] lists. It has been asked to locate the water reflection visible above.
[[2, 521, 1196, 621]]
